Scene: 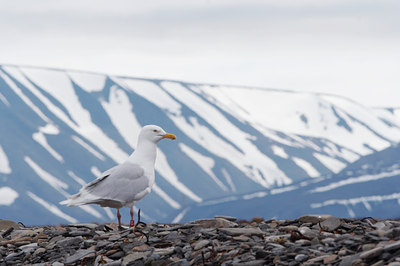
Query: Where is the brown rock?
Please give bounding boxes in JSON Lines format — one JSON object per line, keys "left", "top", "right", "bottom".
{"left": 0, "top": 220, "right": 21, "bottom": 230}
{"left": 1, "top": 236, "right": 33, "bottom": 246}
{"left": 251, "top": 217, "right": 264, "bottom": 223}
{"left": 132, "top": 244, "right": 150, "bottom": 252}
{"left": 297, "top": 215, "right": 332, "bottom": 224}
{"left": 233, "top": 235, "right": 251, "bottom": 242}
{"left": 192, "top": 218, "right": 238, "bottom": 228}
{"left": 11, "top": 229, "right": 36, "bottom": 239}
{"left": 323, "top": 254, "right": 338, "bottom": 264}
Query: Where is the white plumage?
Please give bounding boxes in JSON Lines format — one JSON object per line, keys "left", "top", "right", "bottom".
{"left": 60, "top": 125, "right": 176, "bottom": 227}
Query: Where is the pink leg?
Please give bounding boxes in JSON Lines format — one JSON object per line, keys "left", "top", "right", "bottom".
{"left": 130, "top": 207, "right": 135, "bottom": 227}
{"left": 117, "top": 209, "right": 122, "bottom": 227}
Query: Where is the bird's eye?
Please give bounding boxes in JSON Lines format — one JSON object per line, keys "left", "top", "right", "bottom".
{"left": 153, "top": 129, "right": 158, "bottom": 132}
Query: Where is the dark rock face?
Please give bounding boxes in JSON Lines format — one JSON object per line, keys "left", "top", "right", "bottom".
{"left": 1, "top": 216, "right": 400, "bottom": 265}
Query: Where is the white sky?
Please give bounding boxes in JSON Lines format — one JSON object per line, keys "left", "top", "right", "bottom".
{"left": 0, "top": 0, "right": 399, "bottom": 107}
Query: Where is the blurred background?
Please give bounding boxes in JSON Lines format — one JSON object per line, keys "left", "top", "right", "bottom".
{"left": 0, "top": 0, "right": 399, "bottom": 225}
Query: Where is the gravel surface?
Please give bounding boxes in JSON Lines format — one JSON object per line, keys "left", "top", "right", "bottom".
{"left": 1, "top": 215, "right": 400, "bottom": 265}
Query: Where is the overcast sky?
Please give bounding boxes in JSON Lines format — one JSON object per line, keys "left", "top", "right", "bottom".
{"left": 0, "top": 0, "right": 399, "bottom": 107}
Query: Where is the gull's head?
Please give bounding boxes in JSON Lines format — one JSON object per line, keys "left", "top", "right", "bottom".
{"left": 139, "top": 125, "right": 176, "bottom": 143}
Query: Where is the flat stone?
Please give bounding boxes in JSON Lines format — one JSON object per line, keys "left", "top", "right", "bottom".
{"left": 64, "top": 249, "right": 95, "bottom": 264}
{"left": 56, "top": 236, "right": 83, "bottom": 247}
{"left": 297, "top": 215, "right": 332, "bottom": 224}
{"left": 218, "top": 227, "right": 264, "bottom": 236}
{"left": 132, "top": 244, "right": 150, "bottom": 252}
{"left": 323, "top": 254, "right": 338, "bottom": 264}
{"left": 295, "top": 239, "right": 311, "bottom": 246}
{"left": 192, "top": 218, "right": 238, "bottom": 228}
{"left": 68, "top": 223, "right": 98, "bottom": 230}
{"left": 362, "top": 243, "right": 376, "bottom": 251}
{"left": 19, "top": 243, "right": 38, "bottom": 254}
{"left": 5, "top": 251, "right": 24, "bottom": 261}
{"left": 33, "top": 247, "right": 46, "bottom": 257}
{"left": 384, "top": 228, "right": 400, "bottom": 238}
{"left": 360, "top": 246, "right": 383, "bottom": 259}
{"left": 109, "top": 251, "right": 125, "bottom": 259}
{"left": 320, "top": 217, "right": 342, "bottom": 232}
{"left": 153, "top": 247, "right": 175, "bottom": 256}
{"left": 193, "top": 239, "right": 209, "bottom": 250}
{"left": 11, "top": 229, "right": 36, "bottom": 239}
{"left": 108, "top": 234, "right": 121, "bottom": 241}
{"left": 105, "top": 260, "right": 122, "bottom": 266}
{"left": 295, "top": 254, "right": 308, "bottom": 262}
{"left": 279, "top": 225, "right": 299, "bottom": 232}
{"left": 338, "top": 254, "right": 361, "bottom": 266}
{"left": 122, "top": 251, "right": 151, "bottom": 265}
{"left": 350, "top": 259, "right": 364, "bottom": 266}
{"left": 384, "top": 240, "right": 400, "bottom": 251}
{"left": 14, "top": 241, "right": 32, "bottom": 246}
{"left": 233, "top": 235, "right": 251, "bottom": 242}
{"left": 1, "top": 236, "right": 33, "bottom": 245}
{"left": 299, "top": 226, "right": 318, "bottom": 238}
{"left": 214, "top": 215, "right": 237, "bottom": 221}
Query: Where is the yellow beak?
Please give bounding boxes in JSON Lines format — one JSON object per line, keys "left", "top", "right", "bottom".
{"left": 161, "top": 133, "right": 176, "bottom": 140}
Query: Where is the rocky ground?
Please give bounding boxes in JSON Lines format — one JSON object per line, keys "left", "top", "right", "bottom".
{"left": 0, "top": 215, "right": 400, "bottom": 266}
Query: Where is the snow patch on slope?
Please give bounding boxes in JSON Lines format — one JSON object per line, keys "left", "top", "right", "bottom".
{"left": 25, "top": 156, "right": 69, "bottom": 194}
{"left": 311, "top": 169, "right": 400, "bottom": 193}
{"left": 72, "top": 136, "right": 105, "bottom": 161}
{"left": 0, "top": 187, "right": 18, "bottom": 205}
{"left": 272, "top": 145, "right": 289, "bottom": 159}
{"left": 119, "top": 79, "right": 181, "bottom": 115}
{"left": 152, "top": 184, "right": 181, "bottom": 209}
{"left": 67, "top": 171, "right": 87, "bottom": 186}
{"left": 0, "top": 92, "right": 9, "bottom": 106}
{"left": 68, "top": 71, "right": 106, "bottom": 92}
{"left": 292, "top": 157, "right": 320, "bottom": 177}
{"left": 179, "top": 143, "right": 228, "bottom": 191}
{"left": 311, "top": 193, "right": 400, "bottom": 217}
{"left": 33, "top": 124, "right": 63, "bottom": 162}
{"left": 0, "top": 69, "right": 50, "bottom": 122}
{"left": 0, "top": 145, "right": 11, "bottom": 174}
{"left": 155, "top": 149, "right": 202, "bottom": 203}
{"left": 27, "top": 191, "right": 78, "bottom": 223}
{"left": 313, "top": 153, "right": 346, "bottom": 173}
{"left": 101, "top": 85, "right": 141, "bottom": 148}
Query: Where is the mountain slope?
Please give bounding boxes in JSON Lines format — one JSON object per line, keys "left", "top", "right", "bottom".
{"left": 0, "top": 64, "right": 399, "bottom": 225}
{"left": 173, "top": 143, "right": 400, "bottom": 222}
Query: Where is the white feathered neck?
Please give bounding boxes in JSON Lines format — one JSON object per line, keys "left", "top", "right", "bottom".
{"left": 126, "top": 136, "right": 158, "bottom": 168}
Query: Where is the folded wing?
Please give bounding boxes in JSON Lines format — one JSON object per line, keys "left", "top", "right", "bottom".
{"left": 60, "top": 163, "right": 149, "bottom": 208}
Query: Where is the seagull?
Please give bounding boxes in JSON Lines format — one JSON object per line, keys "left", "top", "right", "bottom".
{"left": 60, "top": 125, "right": 176, "bottom": 228}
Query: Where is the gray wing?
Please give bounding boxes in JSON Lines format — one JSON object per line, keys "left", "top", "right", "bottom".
{"left": 79, "top": 163, "right": 150, "bottom": 206}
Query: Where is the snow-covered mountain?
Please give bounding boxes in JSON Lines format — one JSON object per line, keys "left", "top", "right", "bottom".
{"left": 0, "top": 64, "right": 399, "bottom": 225}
